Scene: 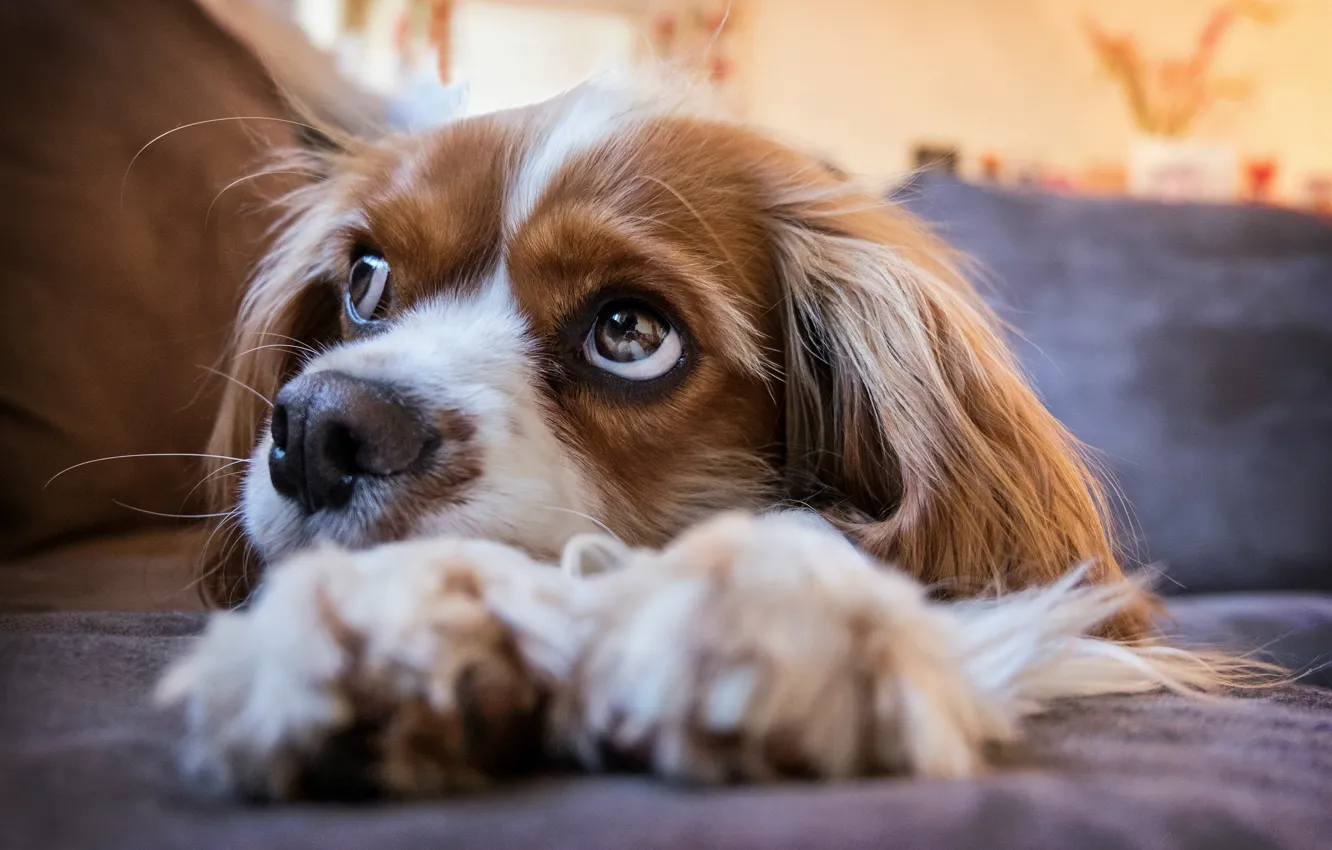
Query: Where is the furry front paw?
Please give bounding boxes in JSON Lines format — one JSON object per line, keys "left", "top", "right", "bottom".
{"left": 156, "top": 539, "right": 558, "bottom": 799}
{"left": 556, "top": 513, "right": 1014, "bottom": 783}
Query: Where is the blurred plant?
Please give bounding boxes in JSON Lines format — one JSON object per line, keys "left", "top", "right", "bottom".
{"left": 1084, "top": 1, "right": 1280, "bottom": 137}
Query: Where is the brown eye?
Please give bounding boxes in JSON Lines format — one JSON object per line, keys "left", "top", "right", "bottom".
{"left": 347, "top": 254, "right": 391, "bottom": 323}
{"left": 584, "top": 300, "right": 681, "bottom": 380}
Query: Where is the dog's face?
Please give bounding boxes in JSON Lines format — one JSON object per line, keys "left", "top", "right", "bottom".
{"left": 207, "top": 85, "right": 1133, "bottom": 634}
{"left": 238, "top": 90, "right": 789, "bottom": 567}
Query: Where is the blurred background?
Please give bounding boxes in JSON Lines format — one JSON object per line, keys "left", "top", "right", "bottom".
{"left": 281, "top": 0, "right": 1329, "bottom": 209}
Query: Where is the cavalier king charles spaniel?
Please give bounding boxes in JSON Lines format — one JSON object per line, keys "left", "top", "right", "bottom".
{"left": 157, "top": 76, "right": 1251, "bottom": 800}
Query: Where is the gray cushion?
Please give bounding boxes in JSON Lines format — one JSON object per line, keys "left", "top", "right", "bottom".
{"left": 1167, "top": 593, "right": 1332, "bottom": 688}
{"left": 905, "top": 177, "right": 1332, "bottom": 593}
{"left": 0, "top": 528, "right": 206, "bottom": 614}
{"left": 1, "top": 611, "right": 1330, "bottom": 850}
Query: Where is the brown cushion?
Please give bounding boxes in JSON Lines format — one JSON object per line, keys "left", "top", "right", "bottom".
{"left": 0, "top": 0, "right": 295, "bottom": 556}
{"left": 0, "top": 528, "right": 208, "bottom": 614}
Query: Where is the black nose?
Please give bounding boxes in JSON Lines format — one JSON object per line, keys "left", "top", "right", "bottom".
{"left": 268, "top": 372, "right": 434, "bottom": 513}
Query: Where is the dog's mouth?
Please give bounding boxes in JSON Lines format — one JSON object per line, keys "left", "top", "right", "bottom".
{"left": 245, "top": 367, "right": 485, "bottom": 552}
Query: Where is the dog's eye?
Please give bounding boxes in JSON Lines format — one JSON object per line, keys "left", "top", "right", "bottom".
{"left": 347, "top": 254, "right": 391, "bottom": 323}
{"left": 583, "top": 300, "right": 682, "bottom": 380}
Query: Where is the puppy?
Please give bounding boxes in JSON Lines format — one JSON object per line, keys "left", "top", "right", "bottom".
{"left": 158, "top": 81, "right": 1246, "bottom": 799}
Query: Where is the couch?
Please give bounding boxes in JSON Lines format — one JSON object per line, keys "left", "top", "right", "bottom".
{"left": 2, "top": 2, "right": 1330, "bottom": 848}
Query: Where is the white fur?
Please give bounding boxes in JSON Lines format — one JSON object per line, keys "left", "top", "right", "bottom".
{"left": 156, "top": 536, "right": 561, "bottom": 795}
{"left": 503, "top": 86, "right": 640, "bottom": 234}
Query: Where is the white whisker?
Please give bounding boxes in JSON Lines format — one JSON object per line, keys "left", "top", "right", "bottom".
{"left": 636, "top": 174, "right": 739, "bottom": 273}
{"left": 702, "top": 1, "right": 733, "bottom": 62}
{"left": 112, "top": 500, "right": 237, "bottom": 520}
{"left": 204, "top": 170, "right": 310, "bottom": 233}
{"left": 182, "top": 458, "right": 252, "bottom": 504}
{"left": 232, "top": 342, "right": 313, "bottom": 360}
{"left": 45, "top": 453, "right": 249, "bottom": 489}
{"left": 197, "top": 365, "right": 273, "bottom": 409}
{"left": 535, "top": 505, "right": 622, "bottom": 542}
{"left": 121, "top": 116, "right": 321, "bottom": 209}
{"left": 184, "top": 516, "right": 244, "bottom": 600}
{"left": 244, "top": 331, "right": 320, "bottom": 358}
{"left": 221, "top": 528, "right": 257, "bottom": 602}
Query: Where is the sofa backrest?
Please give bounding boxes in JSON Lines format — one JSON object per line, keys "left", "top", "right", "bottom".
{"left": 906, "top": 176, "right": 1332, "bottom": 594}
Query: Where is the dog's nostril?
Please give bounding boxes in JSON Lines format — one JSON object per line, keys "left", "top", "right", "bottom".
{"left": 267, "top": 402, "right": 302, "bottom": 506}
{"left": 322, "top": 423, "right": 363, "bottom": 478}
{"left": 270, "top": 403, "right": 289, "bottom": 451}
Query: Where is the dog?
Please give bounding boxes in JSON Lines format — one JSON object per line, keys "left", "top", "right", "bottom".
{"left": 156, "top": 71, "right": 1255, "bottom": 799}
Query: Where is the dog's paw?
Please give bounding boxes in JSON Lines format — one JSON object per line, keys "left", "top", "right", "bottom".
{"left": 555, "top": 513, "right": 1017, "bottom": 783}
{"left": 156, "top": 538, "right": 567, "bottom": 799}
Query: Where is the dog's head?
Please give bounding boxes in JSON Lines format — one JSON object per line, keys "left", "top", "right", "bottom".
{"left": 204, "top": 84, "right": 1134, "bottom": 632}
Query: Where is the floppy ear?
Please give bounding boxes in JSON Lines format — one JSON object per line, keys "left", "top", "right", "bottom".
{"left": 190, "top": 2, "right": 408, "bottom": 606}
{"left": 193, "top": 4, "right": 467, "bottom": 606}
{"left": 767, "top": 170, "right": 1152, "bottom": 638}
{"left": 198, "top": 165, "right": 345, "bottom": 608}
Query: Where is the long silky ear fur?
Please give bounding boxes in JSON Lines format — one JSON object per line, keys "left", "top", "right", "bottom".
{"left": 198, "top": 143, "right": 351, "bottom": 608}
{"left": 193, "top": 2, "right": 413, "bottom": 607}
{"left": 767, "top": 171, "right": 1154, "bottom": 638}
{"left": 198, "top": 75, "right": 449, "bottom": 607}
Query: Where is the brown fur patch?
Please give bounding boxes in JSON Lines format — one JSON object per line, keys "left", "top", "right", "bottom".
{"left": 376, "top": 407, "right": 483, "bottom": 544}
{"left": 505, "top": 117, "right": 791, "bottom": 545}
{"left": 325, "top": 116, "right": 520, "bottom": 321}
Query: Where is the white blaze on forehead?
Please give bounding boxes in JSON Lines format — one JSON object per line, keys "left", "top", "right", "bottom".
{"left": 504, "top": 87, "right": 641, "bottom": 234}
{"left": 312, "top": 267, "right": 530, "bottom": 393}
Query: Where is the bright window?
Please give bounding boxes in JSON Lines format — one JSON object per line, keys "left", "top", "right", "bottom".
{"left": 447, "top": 1, "right": 641, "bottom": 114}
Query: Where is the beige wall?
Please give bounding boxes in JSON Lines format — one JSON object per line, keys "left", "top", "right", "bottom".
{"left": 736, "top": 0, "right": 1332, "bottom": 199}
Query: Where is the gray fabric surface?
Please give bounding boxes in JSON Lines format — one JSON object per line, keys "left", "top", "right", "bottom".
{"left": 2, "top": 610, "right": 1330, "bottom": 850}
{"left": 904, "top": 178, "right": 1332, "bottom": 594}
{"left": 0, "top": 528, "right": 207, "bottom": 614}
{"left": 1169, "top": 593, "right": 1332, "bottom": 688}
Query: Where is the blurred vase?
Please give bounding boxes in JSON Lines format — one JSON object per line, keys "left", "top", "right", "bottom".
{"left": 1128, "top": 135, "right": 1238, "bottom": 202}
